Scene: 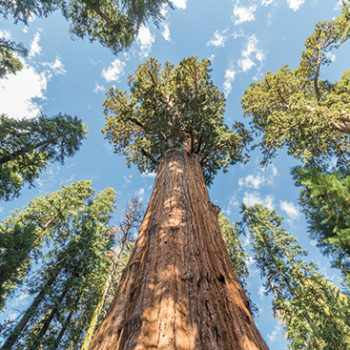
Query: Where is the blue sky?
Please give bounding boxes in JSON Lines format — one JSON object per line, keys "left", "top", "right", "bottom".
{"left": 0, "top": 0, "right": 349, "bottom": 348}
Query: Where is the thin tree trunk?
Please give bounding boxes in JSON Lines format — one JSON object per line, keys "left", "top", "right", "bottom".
{"left": 1, "top": 269, "right": 60, "bottom": 350}
{"left": 90, "top": 147, "right": 268, "bottom": 350}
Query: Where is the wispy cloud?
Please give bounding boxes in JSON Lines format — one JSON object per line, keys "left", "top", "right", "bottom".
{"left": 207, "top": 29, "right": 228, "bottom": 47}
{"left": 243, "top": 192, "right": 274, "bottom": 209}
{"left": 261, "top": 0, "right": 275, "bottom": 6}
{"left": 162, "top": 23, "right": 171, "bottom": 41}
{"left": 94, "top": 83, "right": 105, "bottom": 93}
{"left": 42, "top": 57, "right": 66, "bottom": 75}
{"left": 29, "top": 31, "right": 41, "bottom": 57}
{"left": 223, "top": 67, "right": 236, "bottom": 97}
{"left": 238, "top": 165, "right": 278, "bottom": 189}
{"left": 171, "top": 0, "right": 187, "bottom": 9}
{"left": 232, "top": 2, "right": 257, "bottom": 25}
{"left": 137, "top": 24, "right": 155, "bottom": 59}
{"left": 280, "top": 201, "right": 300, "bottom": 222}
{"left": 238, "top": 34, "right": 265, "bottom": 72}
{"left": 286, "top": 0, "right": 305, "bottom": 11}
{"left": 102, "top": 58, "right": 125, "bottom": 82}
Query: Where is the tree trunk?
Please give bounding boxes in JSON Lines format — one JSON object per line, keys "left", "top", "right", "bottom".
{"left": 90, "top": 147, "right": 268, "bottom": 350}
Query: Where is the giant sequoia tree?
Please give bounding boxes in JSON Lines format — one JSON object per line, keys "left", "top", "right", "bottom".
{"left": 89, "top": 57, "right": 267, "bottom": 349}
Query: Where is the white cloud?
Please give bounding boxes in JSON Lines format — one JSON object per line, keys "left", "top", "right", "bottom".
{"left": 162, "top": 23, "right": 171, "bottom": 41}
{"left": 325, "top": 51, "right": 336, "bottom": 62}
{"left": 102, "top": 58, "right": 125, "bottom": 82}
{"left": 280, "top": 201, "right": 300, "bottom": 221}
{"left": 0, "top": 30, "right": 11, "bottom": 40}
{"left": 243, "top": 192, "right": 274, "bottom": 209}
{"left": 261, "top": 0, "right": 274, "bottom": 6}
{"left": 171, "top": 0, "right": 187, "bottom": 9}
{"left": 94, "top": 83, "right": 105, "bottom": 93}
{"left": 267, "top": 323, "right": 282, "bottom": 344}
{"left": 137, "top": 24, "right": 155, "bottom": 59}
{"left": 207, "top": 29, "right": 228, "bottom": 47}
{"left": 286, "top": 0, "right": 305, "bottom": 11}
{"left": 238, "top": 34, "right": 265, "bottom": 72}
{"left": 136, "top": 187, "right": 145, "bottom": 201}
{"left": 141, "top": 171, "right": 157, "bottom": 178}
{"left": 42, "top": 57, "right": 66, "bottom": 75}
{"left": 0, "top": 64, "right": 47, "bottom": 118}
{"left": 29, "top": 32, "right": 41, "bottom": 57}
{"left": 233, "top": 3, "right": 257, "bottom": 25}
{"left": 223, "top": 68, "right": 236, "bottom": 97}
{"left": 238, "top": 164, "right": 278, "bottom": 189}
{"left": 258, "top": 285, "right": 265, "bottom": 298}
{"left": 335, "top": 0, "right": 343, "bottom": 10}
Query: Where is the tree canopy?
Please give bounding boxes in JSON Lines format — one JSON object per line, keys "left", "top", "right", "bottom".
{"left": 240, "top": 204, "right": 350, "bottom": 349}
{"left": 294, "top": 166, "right": 350, "bottom": 284}
{"left": 0, "top": 0, "right": 171, "bottom": 54}
{"left": 103, "top": 56, "right": 251, "bottom": 184}
{"left": 0, "top": 114, "right": 86, "bottom": 200}
{"left": 241, "top": 2, "right": 350, "bottom": 168}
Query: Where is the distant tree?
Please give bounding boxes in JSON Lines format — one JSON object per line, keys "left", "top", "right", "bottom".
{"left": 89, "top": 57, "right": 267, "bottom": 350}
{"left": 0, "top": 183, "right": 116, "bottom": 350}
{"left": 241, "top": 2, "right": 350, "bottom": 168}
{"left": 0, "top": 114, "right": 86, "bottom": 200}
{"left": 218, "top": 212, "right": 249, "bottom": 289}
{"left": 241, "top": 204, "right": 350, "bottom": 349}
{"left": 293, "top": 166, "right": 350, "bottom": 287}
{"left": 0, "top": 0, "right": 171, "bottom": 55}
{"left": 80, "top": 197, "right": 143, "bottom": 350}
{"left": 0, "top": 180, "right": 94, "bottom": 311}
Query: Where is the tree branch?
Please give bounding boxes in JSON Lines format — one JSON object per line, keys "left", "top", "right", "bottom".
{"left": 141, "top": 147, "right": 158, "bottom": 165}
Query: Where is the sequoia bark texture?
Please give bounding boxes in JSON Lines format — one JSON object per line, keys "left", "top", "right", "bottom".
{"left": 90, "top": 148, "right": 268, "bottom": 350}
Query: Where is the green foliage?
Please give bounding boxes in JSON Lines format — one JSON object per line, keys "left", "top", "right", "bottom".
{"left": 293, "top": 166, "right": 350, "bottom": 281}
{"left": 0, "top": 0, "right": 170, "bottom": 54}
{"left": 0, "top": 114, "right": 86, "bottom": 200}
{"left": 1, "top": 182, "right": 116, "bottom": 349}
{"left": 0, "top": 38, "right": 27, "bottom": 78}
{"left": 218, "top": 213, "right": 249, "bottom": 287}
{"left": 0, "top": 181, "right": 96, "bottom": 312}
{"left": 103, "top": 57, "right": 251, "bottom": 184}
{"left": 240, "top": 204, "right": 350, "bottom": 349}
{"left": 241, "top": 2, "right": 350, "bottom": 168}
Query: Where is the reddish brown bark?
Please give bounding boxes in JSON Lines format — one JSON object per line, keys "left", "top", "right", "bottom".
{"left": 90, "top": 148, "right": 269, "bottom": 350}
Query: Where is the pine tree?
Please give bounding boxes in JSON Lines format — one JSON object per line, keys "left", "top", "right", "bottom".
{"left": 240, "top": 204, "right": 350, "bottom": 349}
{"left": 0, "top": 114, "right": 86, "bottom": 200}
{"left": 0, "top": 180, "right": 95, "bottom": 311}
{"left": 80, "top": 197, "right": 143, "bottom": 350}
{"left": 241, "top": 2, "right": 350, "bottom": 168}
{"left": 293, "top": 166, "right": 350, "bottom": 287}
{"left": 1, "top": 183, "right": 116, "bottom": 350}
{"left": 89, "top": 57, "right": 267, "bottom": 349}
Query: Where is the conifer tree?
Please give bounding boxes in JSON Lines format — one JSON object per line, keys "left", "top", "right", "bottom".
{"left": 293, "top": 166, "right": 350, "bottom": 287}
{"left": 241, "top": 2, "right": 350, "bottom": 168}
{"left": 0, "top": 37, "right": 27, "bottom": 78}
{"left": 240, "top": 204, "right": 350, "bottom": 349}
{"left": 80, "top": 197, "right": 143, "bottom": 350}
{"left": 0, "top": 180, "right": 95, "bottom": 311}
{"left": 0, "top": 0, "right": 171, "bottom": 55}
{"left": 0, "top": 182, "right": 116, "bottom": 350}
{"left": 0, "top": 114, "right": 86, "bottom": 200}
{"left": 89, "top": 57, "right": 267, "bottom": 350}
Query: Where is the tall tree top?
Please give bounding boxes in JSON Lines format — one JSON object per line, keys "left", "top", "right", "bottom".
{"left": 103, "top": 56, "right": 250, "bottom": 185}
{"left": 241, "top": 2, "right": 350, "bottom": 169}
{"left": 0, "top": 0, "right": 171, "bottom": 54}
